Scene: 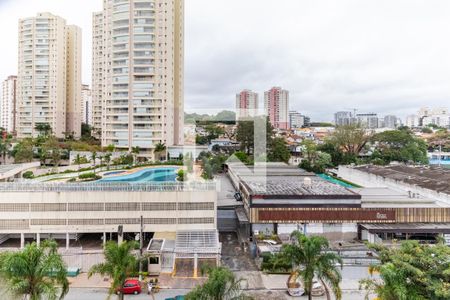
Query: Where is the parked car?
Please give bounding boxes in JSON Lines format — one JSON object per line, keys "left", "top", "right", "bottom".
{"left": 116, "top": 279, "right": 142, "bottom": 295}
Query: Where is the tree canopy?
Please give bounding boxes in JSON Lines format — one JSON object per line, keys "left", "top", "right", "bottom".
{"left": 360, "top": 240, "right": 450, "bottom": 300}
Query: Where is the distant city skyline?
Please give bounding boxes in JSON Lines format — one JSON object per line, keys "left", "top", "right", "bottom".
{"left": 2, "top": 0, "right": 450, "bottom": 121}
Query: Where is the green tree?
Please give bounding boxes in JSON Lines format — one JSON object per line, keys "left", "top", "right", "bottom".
{"left": 131, "top": 146, "right": 140, "bottom": 165}
{"left": 281, "top": 232, "right": 343, "bottom": 300}
{"left": 0, "top": 129, "right": 12, "bottom": 164}
{"left": 105, "top": 144, "right": 116, "bottom": 153}
{"left": 236, "top": 117, "right": 273, "bottom": 155}
{"left": 186, "top": 266, "right": 252, "bottom": 300}
{"left": 34, "top": 123, "right": 52, "bottom": 137}
{"left": 268, "top": 137, "right": 291, "bottom": 163}
{"left": 372, "top": 130, "right": 428, "bottom": 164}
{"left": 88, "top": 241, "right": 138, "bottom": 300}
{"left": 42, "top": 136, "right": 61, "bottom": 167}
{"left": 13, "top": 138, "right": 34, "bottom": 163}
{"left": 104, "top": 153, "right": 112, "bottom": 170}
{"left": 91, "top": 151, "right": 97, "bottom": 169}
{"left": 360, "top": 240, "right": 450, "bottom": 300}
{"left": 0, "top": 240, "right": 69, "bottom": 300}
{"left": 329, "top": 124, "right": 371, "bottom": 156}
{"left": 177, "top": 169, "right": 186, "bottom": 181}
{"left": 154, "top": 143, "right": 166, "bottom": 161}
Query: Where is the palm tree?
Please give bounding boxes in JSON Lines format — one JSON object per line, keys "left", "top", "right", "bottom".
{"left": 91, "top": 151, "right": 97, "bottom": 173}
{"left": 0, "top": 240, "right": 69, "bottom": 300}
{"left": 34, "top": 123, "right": 52, "bottom": 137}
{"left": 281, "top": 231, "right": 343, "bottom": 300}
{"left": 88, "top": 241, "right": 138, "bottom": 300}
{"left": 104, "top": 153, "right": 112, "bottom": 171}
{"left": 131, "top": 146, "right": 140, "bottom": 165}
{"left": 185, "top": 266, "right": 251, "bottom": 300}
{"left": 154, "top": 143, "right": 166, "bottom": 162}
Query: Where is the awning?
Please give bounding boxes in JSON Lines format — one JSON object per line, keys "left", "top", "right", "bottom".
{"left": 235, "top": 206, "right": 249, "bottom": 223}
{"left": 360, "top": 223, "right": 450, "bottom": 234}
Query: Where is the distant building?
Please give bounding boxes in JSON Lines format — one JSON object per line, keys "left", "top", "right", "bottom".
{"left": 1, "top": 76, "right": 17, "bottom": 133}
{"left": 406, "top": 115, "right": 420, "bottom": 128}
{"left": 235, "top": 90, "right": 258, "bottom": 120}
{"left": 289, "top": 111, "right": 308, "bottom": 129}
{"left": 264, "top": 87, "right": 289, "bottom": 130}
{"left": 414, "top": 107, "right": 450, "bottom": 128}
{"left": 334, "top": 111, "right": 356, "bottom": 126}
{"left": 383, "top": 115, "right": 398, "bottom": 129}
{"left": 356, "top": 113, "right": 379, "bottom": 129}
{"left": 81, "top": 85, "right": 92, "bottom": 126}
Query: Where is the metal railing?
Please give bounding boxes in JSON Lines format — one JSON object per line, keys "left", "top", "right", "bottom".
{"left": 0, "top": 181, "right": 217, "bottom": 192}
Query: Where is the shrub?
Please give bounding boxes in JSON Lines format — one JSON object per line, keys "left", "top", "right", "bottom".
{"left": 22, "top": 171, "right": 34, "bottom": 179}
{"left": 78, "top": 172, "right": 97, "bottom": 180}
{"left": 177, "top": 169, "right": 186, "bottom": 181}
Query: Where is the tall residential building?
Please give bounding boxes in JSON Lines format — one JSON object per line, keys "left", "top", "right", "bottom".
{"left": 235, "top": 89, "right": 258, "bottom": 120}
{"left": 17, "top": 13, "right": 82, "bottom": 138}
{"left": 334, "top": 111, "right": 355, "bottom": 126}
{"left": 406, "top": 115, "right": 420, "bottom": 128}
{"left": 383, "top": 115, "right": 398, "bottom": 129}
{"left": 93, "top": 0, "right": 184, "bottom": 156}
{"left": 289, "top": 111, "right": 308, "bottom": 129}
{"left": 81, "top": 84, "right": 93, "bottom": 126}
{"left": 1, "top": 76, "right": 17, "bottom": 133}
{"left": 264, "top": 87, "right": 289, "bottom": 130}
{"left": 356, "top": 113, "right": 379, "bottom": 129}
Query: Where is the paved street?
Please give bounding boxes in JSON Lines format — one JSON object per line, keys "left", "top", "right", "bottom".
{"left": 64, "top": 288, "right": 190, "bottom": 300}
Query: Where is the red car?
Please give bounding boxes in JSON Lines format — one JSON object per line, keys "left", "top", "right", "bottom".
{"left": 116, "top": 279, "right": 142, "bottom": 295}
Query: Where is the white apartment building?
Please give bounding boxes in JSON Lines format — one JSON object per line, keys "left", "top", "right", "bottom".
{"left": 289, "top": 111, "right": 305, "bottom": 129}
{"left": 236, "top": 89, "right": 258, "bottom": 120}
{"left": 93, "top": 0, "right": 184, "bottom": 158}
{"left": 0, "top": 76, "right": 17, "bottom": 133}
{"left": 265, "top": 87, "right": 289, "bottom": 130}
{"left": 81, "top": 84, "right": 93, "bottom": 126}
{"left": 17, "top": 13, "right": 82, "bottom": 138}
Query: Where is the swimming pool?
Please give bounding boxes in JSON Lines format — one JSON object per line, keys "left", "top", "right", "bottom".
{"left": 317, "top": 173, "right": 358, "bottom": 188}
{"left": 98, "top": 167, "right": 179, "bottom": 183}
{"left": 429, "top": 159, "right": 450, "bottom": 166}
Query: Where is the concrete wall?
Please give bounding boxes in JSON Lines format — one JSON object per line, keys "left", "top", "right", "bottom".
{"left": 0, "top": 190, "right": 217, "bottom": 234}
{"left": 338, "top": 166, "right": 450, "bottom": 205}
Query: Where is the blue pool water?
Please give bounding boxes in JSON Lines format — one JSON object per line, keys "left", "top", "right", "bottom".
{"left": 429, "top": 159, "right": 450, "bottom": 165}
{"left": 98, "top": 167, "right": 178, "bottom": 183}
{"left": 317, "top": 173, "right": 357, "bottom": 188}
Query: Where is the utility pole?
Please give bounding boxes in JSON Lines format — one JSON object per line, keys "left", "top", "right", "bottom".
{"left": 139, "top": 215, "right": 143, "bottom": 281}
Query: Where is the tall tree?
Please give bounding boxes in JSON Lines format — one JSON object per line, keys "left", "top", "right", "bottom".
{"left": 42, "top": 136, "right": 61, "bottom": 167}
{"left": 34, "top": 123, "right": 52, "bottom": 137}
{"left": 268, "top": 137, "right": 291, "bottom": 163}
{"left": 330, "top": 124, "right": 372, "bottom": 156}
{"left": 360, "top": 240, "right": 450, "bottom": 300}
{"left": 154, "top": 143, "right": 166, "bottom": 161}
{"left": 185, "top": 266, "right": 252, "bottom": 300}
{"left": 281, "top": 232, "right": 343, "bottom": 300}
{"left": 131, "top": 146, "right": 140, "bottom": 165}
{"left": 13, "top": 138, "right": 34, "bottom": 163}
{"left": 236, "top": 117, "right": 273, "bottom": 155}
{"left": 0, "top": 240, "right": 69, "bottom": 300}
{"left": 372, "top": 130, "right": 428, "bottom": 164}
{"left": 88, "top": 241, "right": 138, "bottom": 300}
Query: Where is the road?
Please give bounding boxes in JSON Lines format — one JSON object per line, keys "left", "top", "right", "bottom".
{"left": 64, "top": 288, "right": 190, "bottom": 300}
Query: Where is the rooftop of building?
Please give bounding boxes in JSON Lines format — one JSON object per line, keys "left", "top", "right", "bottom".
{"left": 353, "top": 165, "right": 450, "bottom": 195}
{"left": 228, "top": 162, "right": 359, "bottom": 198}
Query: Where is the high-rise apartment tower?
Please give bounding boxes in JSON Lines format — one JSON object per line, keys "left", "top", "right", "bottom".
{"left": 17, "top": 13, "right": 82, "bottom": 138}
{"left": 93, "top": 0, "right": 184, "bottom": 156}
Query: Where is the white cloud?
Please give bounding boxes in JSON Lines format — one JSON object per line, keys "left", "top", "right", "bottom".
{"left": 1, "top": 0, "right": 450, "bottom": 122}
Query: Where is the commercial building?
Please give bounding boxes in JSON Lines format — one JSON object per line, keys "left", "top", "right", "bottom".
{"left": 383, "top": 115, "right": 397, "bottom": 129}
{"left": 236, "top": 89, "right": 258, "bottom": 120}
{"left": 356, "top": 113, "right": 379, "bottom": 129}
{"left": 264, "top": 87, "right": 289, "bottom": 130}
{"left": 0, "top": 76, "right": 17, "bottom": 133}
{"left": 334, "top": 111, "right": 354, "bottom": 126}
{"left": 289, "top": 111, "right": 309, "bottom": 129}
{"left": 81, "top": 84, "right": 92, "bottom": 126}
{"left": 17, "top": 13, "right": 82, "bottom": 138}
{"left": 0, "top": 182, "right": 217, "bottom": 248}
{"left": 227, "top": 163, "right": 450, "bottom": 243}
{"left": 93, "top": 0, "right": 184, "bottom": 157}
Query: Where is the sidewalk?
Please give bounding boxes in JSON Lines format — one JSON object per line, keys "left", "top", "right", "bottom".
{"left": 68, "top": 273, "right": 110, "bottom": 288}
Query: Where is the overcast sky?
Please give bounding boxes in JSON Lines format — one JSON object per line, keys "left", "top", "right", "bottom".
{"left": 1, "top": 0, "right": 450, "bottom": 121}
